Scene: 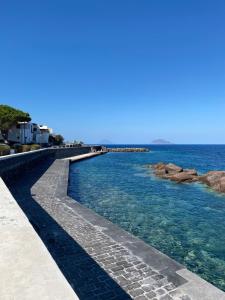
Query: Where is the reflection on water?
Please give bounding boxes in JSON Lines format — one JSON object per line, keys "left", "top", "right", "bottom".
{"left": 68, "top": 145, "right": 225, "bottom": 291}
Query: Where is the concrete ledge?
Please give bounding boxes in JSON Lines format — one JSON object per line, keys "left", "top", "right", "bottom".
{"left": 0, "top": 178, "right": 78, "bottom": 300}
{"left": 63, "top": 151, "right": 106, "bottom": 162}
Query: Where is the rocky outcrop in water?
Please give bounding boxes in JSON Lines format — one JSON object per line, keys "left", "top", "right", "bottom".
{"left": 148, "top": 163, "right": 225, "bottom": 193}
{"left": 151, "top": 163, "right": 198, "bottom": 183}
{"left": 198, "top": 171, "right": 225, "bottom": 193}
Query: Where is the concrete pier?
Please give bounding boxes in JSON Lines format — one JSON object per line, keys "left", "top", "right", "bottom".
{"left": 107, "top": 148, "right": 149, "bottom": 152}
{"left": 63, "top": 151, "right": 105, "bottom": 162}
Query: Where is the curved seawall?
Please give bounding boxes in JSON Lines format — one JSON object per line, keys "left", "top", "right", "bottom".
{"left": 1, "top": 151, "right": 225, "bottom": 299}
{"left": 0, "top": 147, "right": 92, "bottom": 300}
{"left": 0, "top": 146, "right": 93, "bottom": 179}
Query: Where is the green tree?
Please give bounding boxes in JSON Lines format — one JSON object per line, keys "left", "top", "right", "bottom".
{"left": 49, "top": 134, "right": 64, "bottom": 145}
{"left": 0, "top": 105, "right": 31, "bottom": 140}
{"left": 55, "top": 134, "right": 64, "bottom": 145}
{"left": 73, "top": 140, "right": 84, "bottom": 145}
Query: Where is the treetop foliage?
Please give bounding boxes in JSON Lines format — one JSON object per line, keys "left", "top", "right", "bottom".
{"left": 0, "top": 105, "right": 31, "bottom": 131}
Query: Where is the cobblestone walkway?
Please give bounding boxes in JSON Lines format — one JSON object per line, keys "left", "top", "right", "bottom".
{"left": 7, "top": 159, "right": 225, "bottom": 300}
{"left": 54, "top": 201, "right": 187, "bottom": 300}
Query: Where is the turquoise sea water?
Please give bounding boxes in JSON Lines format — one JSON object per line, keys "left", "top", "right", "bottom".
{"left": 68, "top": 145, "right": 225, "bottom": 291}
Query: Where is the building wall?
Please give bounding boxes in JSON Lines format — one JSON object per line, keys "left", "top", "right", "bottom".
{"left": 36, "top": 132, "right": 50, "bottom": 144}
{"left": 8, "top": 123, "right": 33, "bottom": 144}
{"left": 7, "top": 123, "right": 51, "bottom": 145}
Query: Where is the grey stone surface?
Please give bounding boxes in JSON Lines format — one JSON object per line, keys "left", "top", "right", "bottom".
{"left": 0, "top": 146, "right": 92, "bottom": 178}
{"left": 6, "top": 158, "right": 225, "bottom": 300}
{"left": 63, "top": 151, "right": 106, "bottom": 162}
{"left": 0, "top": 177, "right": 78, "bottom": 300}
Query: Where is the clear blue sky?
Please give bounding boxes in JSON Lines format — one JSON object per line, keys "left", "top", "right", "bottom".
{"left": 0, "top": 0, "right": 225, "bottom": 144}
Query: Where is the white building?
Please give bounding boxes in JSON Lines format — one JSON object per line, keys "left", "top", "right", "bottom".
{"left": 7, "top": 122, "right": 52, "bottom": 145}
{"left": 8, "top": 122, "right": 34, "bottom": 144}
{"left": 36, "top": 125, "right": 52, "bottom": 145}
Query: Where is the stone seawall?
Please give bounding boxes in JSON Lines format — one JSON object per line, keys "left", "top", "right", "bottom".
{"left": 54, "top": 146, "right": 92, "bottom": 159}
{"left": 0, "top": 146, "right": 92, "bottom": 179}
{"left": 5, "top": 155, "right": 225, "bottom": 300}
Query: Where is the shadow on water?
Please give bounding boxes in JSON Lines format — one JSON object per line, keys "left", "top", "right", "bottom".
{"left": 5, "top": 158, "right": 131, "bottom": 300}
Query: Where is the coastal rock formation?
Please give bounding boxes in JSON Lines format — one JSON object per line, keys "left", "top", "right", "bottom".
{"left": 151, "top": 163, "right": 198, "bottom": 183}
{"left": 165, "top": 163, "right": 183, "bottom": 173}
{"left": 198, "top": 171, "right": 225, "bottom": 193}
{"left": 148, "top": 163, "right": 225, "bottom": 193}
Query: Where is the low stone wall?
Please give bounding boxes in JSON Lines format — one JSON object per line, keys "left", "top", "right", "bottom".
{"left": 0, "top": 146, "right": 92, "bottom": 179}
{"left": 0, "top": 149, "right": 55, "bottom": 178}
{"left": 54, "top": 146, "right": 92, "bottom": 159}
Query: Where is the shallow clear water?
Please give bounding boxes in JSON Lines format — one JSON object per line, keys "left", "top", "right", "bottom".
{"left": 68, "top": 145, "right": 225, "bottom": 291}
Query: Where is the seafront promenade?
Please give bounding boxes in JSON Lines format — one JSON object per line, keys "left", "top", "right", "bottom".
{"left": 0, "top": 177, "right": 78, "bottom": 300}
{"left": 1, "top": 148, "right": 225, "bottom": 299}
{"left": 63, "top": 151, "right": 105, "bottom": 162}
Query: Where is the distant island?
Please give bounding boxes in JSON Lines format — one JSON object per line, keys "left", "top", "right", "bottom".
{"left": 151, "top": 139, "right": 173, "bottom": 144}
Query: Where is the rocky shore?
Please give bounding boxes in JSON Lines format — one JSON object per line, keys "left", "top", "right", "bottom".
{"left": 107, "top": 148, "right": 149, "bottom": 152}
{"left": 147, "top": 162, "right": 225, "bottom": 193}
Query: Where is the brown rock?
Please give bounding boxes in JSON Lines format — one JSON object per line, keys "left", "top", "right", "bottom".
{"left": 183, "top": 169, "right": 198, "bottom": 176}
{"left": 199, "top": 171, "right": 225, "bottom": 193}
{"left": 149, "top": 162, "right": 225, "bottom": 193}
{"left": 219, "top": 177, "right": 225, "bottom": 193}
{"left": 155, "top": 169, "right": 167, "bottom": 176}
{"left": 153, "top": 163, "right": 166, "bottom": 170}
{"left": 168, "top": 172, "right": 198, "bottom": 183}
{"left": 165, "top": 163, "right": 183, "bottom": 174}
{"left": 199, "top": 171, "right": 225, "bottom": 185}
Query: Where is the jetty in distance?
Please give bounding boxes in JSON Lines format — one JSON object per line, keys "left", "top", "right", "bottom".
{"left": 107, "top": 147, "right": 149, "bottom": 152}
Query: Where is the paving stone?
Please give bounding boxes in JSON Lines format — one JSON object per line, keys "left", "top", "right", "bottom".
{"left": 129, "top": 288, "right": 145, "bottom": 297}
{"left": 159, "top": 295, "right": 173, "bottom": 300}
{"left": 145, "top": 291, "right": 157, "bottom": 299}
{"left": 126, "top": 282, "right": 141, "bottom": 291}
{"left": 164, "top": 284, "right": 176, "bottom": 292}
{"left": 156, "top": 288, "right": 166, "bottom": 296}
{"left": 111, "top": 265, "right": 124, "bottom": 272}
{"left": 136, "top": 263, "right": 147, "bottom": 269}
{"left": 142, "top": 285, "right": 155, "bottom": 292}
{"left": 134, "top": 295, "right": 148, "bottom": 300}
